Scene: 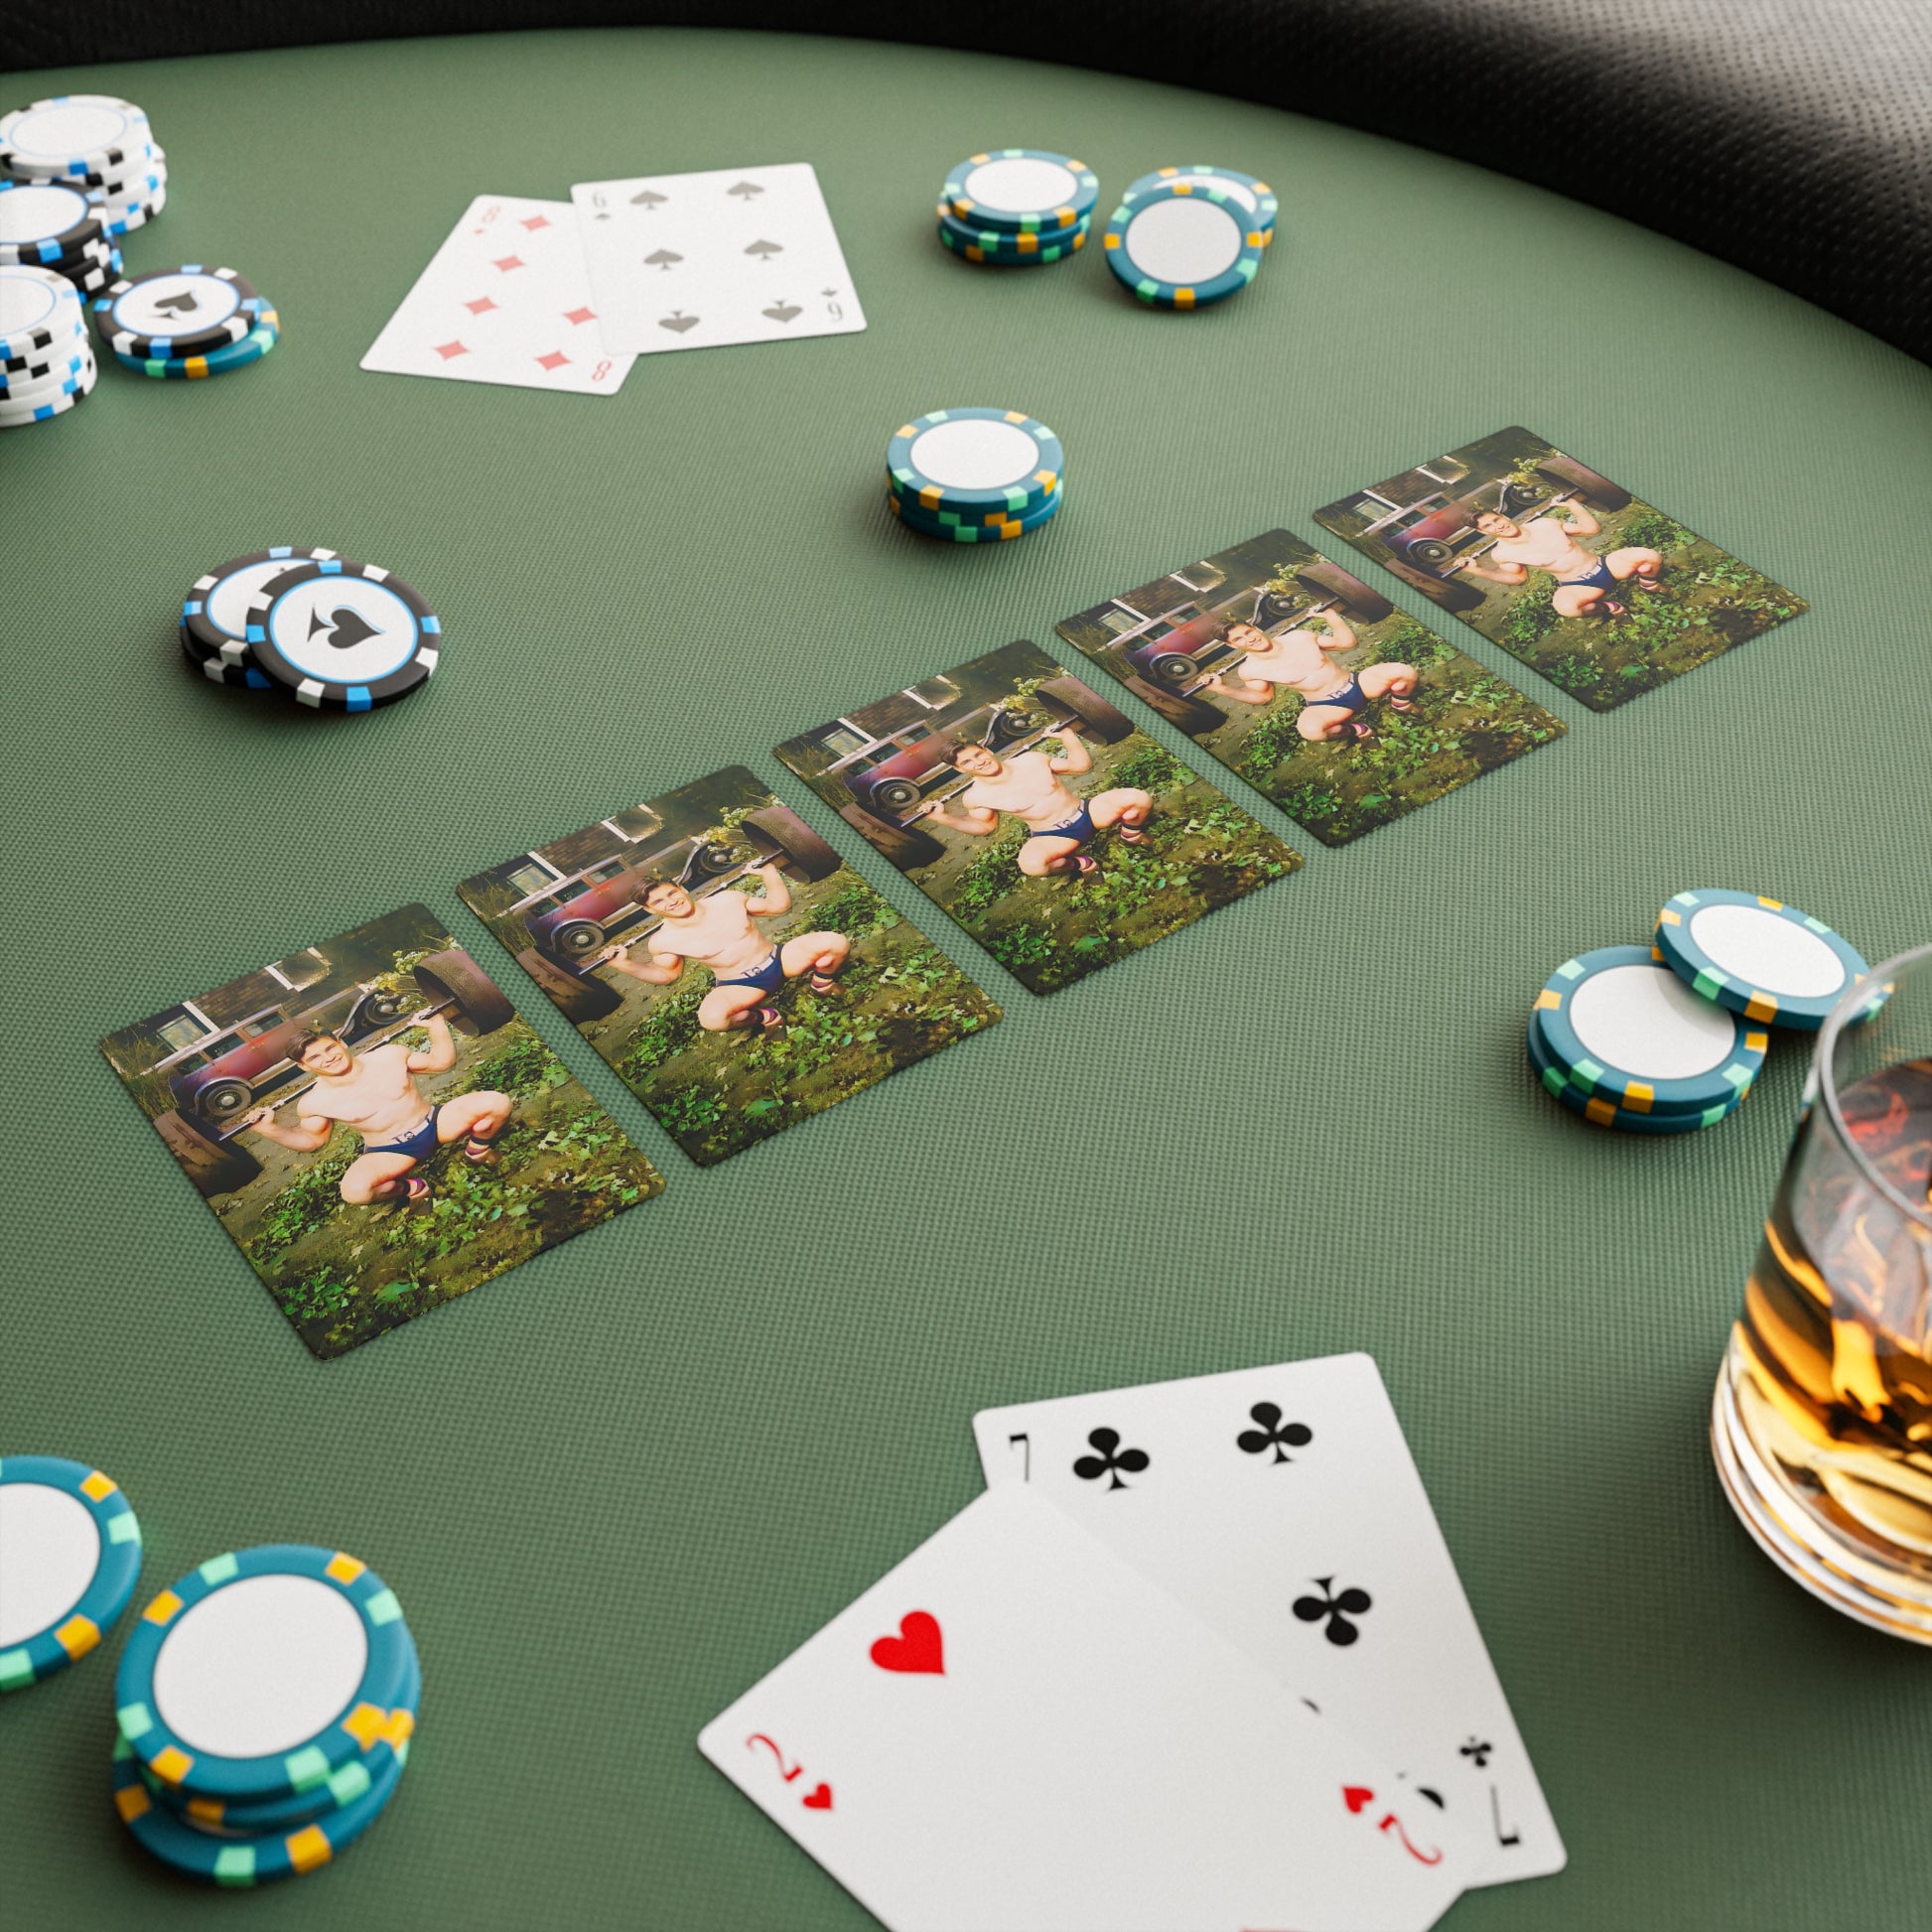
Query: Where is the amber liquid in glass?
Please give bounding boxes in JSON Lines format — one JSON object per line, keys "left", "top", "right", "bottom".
{"left": 1730, "top": 1059, "right": 1932, "bottom": 1560}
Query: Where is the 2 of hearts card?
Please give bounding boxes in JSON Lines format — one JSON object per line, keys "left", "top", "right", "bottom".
{"left": 571, "top": 162, "right": 866, "bottom": 355}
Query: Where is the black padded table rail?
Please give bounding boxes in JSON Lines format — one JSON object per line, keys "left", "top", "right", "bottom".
{"left": 6, "top": 1, "right": 1930, "bottom": 366}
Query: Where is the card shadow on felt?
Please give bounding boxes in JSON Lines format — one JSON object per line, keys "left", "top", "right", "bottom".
{"left": 458, "top": 766, "right": 1001, "bottom": 1166}
{"left": 774, "top": 641, "right": 1304, "bottom": 995}
{"left": 99, "top": 902, "right": 664, "bottom": 1358}
{"left": 1312, "top": 425, "right": 1806, "bottom": 712}
{"left": 1056, "top": 528, "right": 1567, "bottom": 847}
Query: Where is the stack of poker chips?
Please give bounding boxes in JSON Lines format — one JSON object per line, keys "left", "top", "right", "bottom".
{"left": 1101, "top": 164, "right": 1279, "bottom": 311}
{"left": 0, "top": 1454, "right": 143, "bottom": 1692}
{"left": 887, "top": 406, "right": 1065, "bottom": 544}
{"left": 0, "top": 94, "right": 167, "bottom": 240}
{"left": 935, "top": 149, "right": 1098, "bottom": 267}
{"left": 179, "top": 549, "right": 442, "bottom": 711}
{"left": 0, "top": 263, "right": 98, "bottom": 429}
{"left": 112, "top": 1545, "right": 420, "bottom": 1887}
{"left": 92, "top": 264, "right": 279, "bottom": 379}
{"left": 1527, "top": 890, "right": 1877, "bottom": 1135}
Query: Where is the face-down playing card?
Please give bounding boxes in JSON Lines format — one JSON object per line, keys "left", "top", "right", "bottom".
{"left": 772, "top": 640, "right": 1303, "bottom": 995}
{"left": 974, "top": 1355, "right": 1565, "bottom": 1887}
{"left": 359, "top": 194, "right": 635, "bottom": 394}
{"left": 99, "top": 903, "right": 663, "bottom": 1358}
{"left": 1311, "top": 426, "right": 1805, "bottom": 710}
{"left": 457, "top": 767, "right": 1001, "bottom": 1166}
{"left": 571, "top": 161, "right": 866, "bottom": 355}
{"left": 1055, "top": 528, "right": 1565, "bottom": 847}
{"left": 700, "top": 1482, "right": 1479, "bottom": 1932}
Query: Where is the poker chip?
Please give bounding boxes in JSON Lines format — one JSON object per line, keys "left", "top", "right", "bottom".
{"left": 936, "top": 205, "right": 1089, "bottom": 266}
{"left": 240, "top": 556, "right": 440, "bottom": 711}
{"left": 116, "top": 307, "right": 278, "bottom": 379}
{"left": 1102, "top": 179, "right": 1266, "bottom": 309}
{"left": 116, "top": 1544, "right": 415, "bottom": 1803}
{"left": 0, "top": 178, "right": 106, "bottom": 265}
{"left": 941, "top": 149, "right": 1099, "bottom": 234}
{"left": 0, "top": 1455, "right": 144, "bottom": 1690}
{"left": 1531, "top": 943, "right": 1767, "bottom": 1120}
{"left": 1525, "top": 1020, "right": 1745, "bottom": 1134}
{"left": 1122, "top": 165, "right": 1278, "bottom": 245}
{"left": 0, "top": 95, "right": 152, "bottom": 180}
{"left": 0, "top": 352, "right": 95, "bottom": 427}
{"left": 114, "top": 1727, "right": 406, "bottom": 1885}
{"left": 181, "top": 547, "right": 343, "bottom": 673}
{"left": 93, "top": 265, "right": 263, "bottom": 360}
{"left": 0, "top": 341, "right": 86, "bottom": 396}
{"left": 888, "top": 406, "right": 1063, "bottom": 516}
{"left": 1655, "top": 889, "right": 1875, "bottom": 1033}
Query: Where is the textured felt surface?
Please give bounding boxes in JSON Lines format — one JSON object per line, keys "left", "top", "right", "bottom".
{"left": 3, "top": 29, "right": 1930, "bottom": 1932}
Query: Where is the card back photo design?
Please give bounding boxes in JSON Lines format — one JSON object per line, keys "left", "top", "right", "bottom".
{"left": 1312, "top": 425, "right": 1805, "bottom": 710}
{"left": 571, "top": 161, "right": 866, "bottom": 356}
{"left": 699, "top": 1482, "right": 1478, "bottom": 1932}
{"left": 457, "top": 768, "right": 1001, "bottom": 1166}
{"left": 100, "top": 903, "right": 664, "bottom": 1358}
{"left": 1056, "top": 528, "right": 1566, "bottom": 846}
{"left": 773, "top": 641, "right": 1303, "bottom": 995}
{"left": 360, "top": 194, "right": 635, "bottom": 395}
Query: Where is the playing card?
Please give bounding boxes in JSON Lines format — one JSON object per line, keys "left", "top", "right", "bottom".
{"left": 570, "top": 162, "right": 865, "bottom": 355}
{"left": 1055, "top": 527, "right": 1565, "bottom": 847}
{"left": 1311, "top": 426, "right": 1805, "bottom": 709}
{"left": 360, "top": 194, "right": 634, "bottom": 394}
{"left": 974, "top": 1356, "right": 1565, "bottom": 1887}
{"left": 771, "top": 640, "right": 1302, "bottom": 996}
{"left": 700, "top": 1483, "right": 1477, "bottom": 1932}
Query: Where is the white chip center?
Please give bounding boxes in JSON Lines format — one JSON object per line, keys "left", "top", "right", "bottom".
{"left": 1123, "top": 197, "right": 1245, "bottom": 286}
{"left": 0, "top": 266, "right": 74, "bottom": 340}
{"left": 0, "top": 1484, "right": 100, "bottom": 1646}
{"left": 907, "top": 418, "right": 1040, "bottom": 491}
{"left": 0, "top": 184, "right": 90, "bottom": 246}
{"left": 1568, "top": 963, "right": 1736, "bottom": 1079}
{"left": 266, "top": 579, "right": 422, "bottom": 683}
{"left": 960, "top": 157, "right": 1079, "bottom": 213}
{"left": 3, "top": 100, "right": 140, "bottom": 164}
{"left": 209, "top": 559, "right": 302, "bottom": 639}
{"left": 153, "top": 1574, "right": 368, "bottom": 1757}
{"left": 109, "top": 272, "right": 241, "bottom": 339}
{"left": 1689, "top": 903, "right": 1847, "bottom": 999}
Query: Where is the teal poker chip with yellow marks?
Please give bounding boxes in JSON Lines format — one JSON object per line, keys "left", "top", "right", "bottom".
{"left": 1532, "top": 943, "right": 1767, "bottom": 1116}
{"left": 0, "top": 1454, "right": 143, "bottom": 1691}
{"left": 936, "top": 204, "right": 1088, "bottom": 265}
{"left": 116, "top": 307, "right": 278, "bottom": 379}
{"left": 941, "top": 149, "right": 1097, "bottom": 234}
{"left": 889, "top": 480, "right": 1062, "bottom": 542}
{"left": 116, "top": 1544, "right": 413, "bottom": 1803}
{"left": 1654, "top": 889, "right": 1875, "bottom": 1033}
{"left": 1102, "top": 178, "right": 1265, "bottom": 309}
{"left": 887, "top": 406, "right": 1063, "bottom": 517}
{"left": 1527, "top": 1013, "right": 1744, "bottom": 1133}
{"left": 113, "top": 1727, "right": 406, "bottom": 1884}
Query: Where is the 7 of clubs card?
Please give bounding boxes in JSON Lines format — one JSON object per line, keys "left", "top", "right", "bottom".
{"left": 361, "top": 194, "right": 634, "bottom": 394}
{"left": 571, "top": 162, "right": 866, "bottom": 355}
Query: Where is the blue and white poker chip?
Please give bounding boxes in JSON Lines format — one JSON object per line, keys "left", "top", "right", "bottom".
{"left": 0, "top": 1454, "right": 143, "bottom": 1691}
{"left": 1655, "top": 889, "right": 1875, "bottom": 1033}
{"left": 1102, "top": 178, "right": 1265, "bottom": 309}
{"left": 241, "top": 557, "right": 440, "bottom": 711}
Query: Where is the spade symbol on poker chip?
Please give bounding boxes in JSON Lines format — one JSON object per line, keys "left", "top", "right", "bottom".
{"left": 644, "top": 249, "right": 682, "bottom": 272}
{"left": 156, "top": 292, "right": 198, "bottom": 316}
{"left": 744, "top": 238, "right": 782, "bottom": 261}
{"left": 310, "top": 607, "right": 381, "bottom": 652}
{"left": 659, "top": 311, "right": 699, "bottom": 335}
{"left": 762, "top": 301, "right": 801, "bottom": 324}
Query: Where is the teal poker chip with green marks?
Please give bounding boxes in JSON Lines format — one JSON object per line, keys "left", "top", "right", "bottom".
{"left": 1527, "top": 1014, "right": 1743, "bottom": 1134}
{"left": 0, "top": 1454, "right": 143, "bottom": 1690}
{"left": 1121, "top": 165, "right": 1278, "bottom": 244}
{"left": 116, "top": 1543, "right": 413, "bottom": 1803}
{"left": 941, "top": 148, "right": 1098, "bottom": 234}
{"left": 1102, "top": 178, "right": 1265, "bottom": 309}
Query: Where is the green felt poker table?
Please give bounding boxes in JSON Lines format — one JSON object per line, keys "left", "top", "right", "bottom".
{"left": 5, "top": 26, "right": 1931, "bottom": 1932}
